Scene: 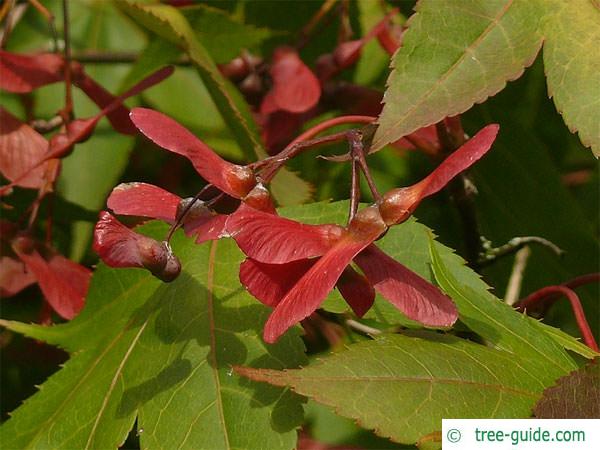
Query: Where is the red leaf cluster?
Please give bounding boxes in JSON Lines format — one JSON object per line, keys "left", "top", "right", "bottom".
{"left": 1, "top": 51, "right": 174, "bottom": 323}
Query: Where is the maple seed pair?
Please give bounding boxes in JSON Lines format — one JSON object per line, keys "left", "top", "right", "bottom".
{"left": 227, "top": 124, "right": 499, "bottom": 342}
{"left": 92, "top": 106, "right": 499, "bottom": 344}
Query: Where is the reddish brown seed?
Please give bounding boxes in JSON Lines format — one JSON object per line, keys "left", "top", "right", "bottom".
{"left": 225, "top": 165, "right": 257, "bottom": 198}
{"left": 347, "top": 205, "right": 387, "bottom": 238}
{"left": 243, "top": 183, "right": 275, "bottom": 213}
{"left": 378, "top": 187, "right": 420, "bottom": 226}
{"left": 137, "top": 237, "right": 168, "bottom": 275}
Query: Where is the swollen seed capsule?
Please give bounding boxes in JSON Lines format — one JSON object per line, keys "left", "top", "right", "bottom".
{"left": 157, "top": 251, "right": 181, "bottom": 283}
{"left": 348, "top": 205, "right": 387, "bottom": 237}
{"left": 378, "top": 187, "right": 419, "bottom": 226}
{"left": 137, "top": 237, "right": 168, "bottom": 275}
{"left": 226, "top": 165, "right": 257, "bottom": 198}
{"left": 243, "top": 183, "right": 275, "bottom": 212}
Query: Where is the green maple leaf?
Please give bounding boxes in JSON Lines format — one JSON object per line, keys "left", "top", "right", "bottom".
{"left": 373, "top": 0, "right": 600, "bottom": 156}
{"left": 542, "top": 0, "right": 600, "bottom": 157}
{"left": 0, "top": 223, "right": 305, "bottom": 449}
{"left": 2, "top": 203, "right": 595, "bottom": 448}
{"left": 235, "top": 202, "right": 596, "bottom": 448}
{"left": 237, "top": 333, "right": 559, "bottom": 448}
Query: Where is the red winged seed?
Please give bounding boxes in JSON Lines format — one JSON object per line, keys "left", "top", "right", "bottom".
{"left": 0, "top": 67, "right": 174, "bottom": 195}
{"left": 379, "top": 124, "right": 499, "bottom": 225}
{"left": 239, "top": 258, "right": 317, "bottom": 307}
{"left": 0, "top": 256, "right": 36, "bottom": 297}
{"left": 0, "top": 51, "right": 133, "bottom": 134}
{"left": 130, "top": 108, "right": 256, "bottom": 198}
{"left": 0, "top": 51, "right": 64, "bottom": 93}
{"left": 12, "top": 238, "right": 90, "bottom": 320}
{"left": 355, "top": 245, "right": 457, "bottom": 327}
{"left": 190, "top": 214, "right": 229, "bottom": 244}
{"left": 108, "top": 182, "right": 181, "bottom": 222}
{"left": 242, "top": 183, "right": 276, "bottom": 214}
{"left": 262, "top": 206, "right": 386, "bottom": 343}
{"left": 226, "top": 204, "right": 344, "bottom": 264}
{"left": 336, "top": 266, "right": 375, "bottom": 317}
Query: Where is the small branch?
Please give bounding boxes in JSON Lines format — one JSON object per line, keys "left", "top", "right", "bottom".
{"left": 296, "top": 0, "right": 337, "bottom": 49}
{"left": 346, "top": 319, "right": 381, "bottom": 336}
{"left": 0, "top": 0, "right": 23, "bottom": 49}
{"left": 504, "top": 246, "right": 531, "bottom": 306}
{"left": 71, "top": 51, "right": 193, "bottom": 65}
{"left": 449, "top": 173, "right": 482, "bottom": 267}
{"left": 517, "top": 273, "right": 600, "bottom": 311}
{"left": 258, "top": 130, "right": 348, "bottom": 183}
{"left": 257, "top": 115, "right": 375, "bottom": 182}
{"left": 62, "top": 0, "right": 73, "bottom": 119}
{"left": 436, "top": 118, "right": 483, "bottom": 268}
{"left": 29, "top": 0, "right": 58, "bottom": 51}
{"left": 435, "top": 121, "right": 455, "bottom": 152}
{"left": 0, "top": 0, "right": 13, "bottom": 22}
{"left": 478, "top": 236, "right": 564, "bottom": 268}
{"left": 518, "top": 285, "right": 599, "bottom": 352}
{"left": 288, "top": 115, "right": 375, "bottom": 147}
{"left": 165, "top": 184, "right": 215, "bottom": 243}
{"left": 26, "top": 159, "right": 60, "bottom": 232}
{"left": 564, "top": 273, "right": 600, "bottom": 290}
{"left": 45, "top": 192, "right": 54, "bottom": 244}
{"left": 338, "top": 0, "right": 353, "bottom": 42}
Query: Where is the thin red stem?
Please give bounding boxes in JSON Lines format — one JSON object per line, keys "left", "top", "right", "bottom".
{"left": 288, "top": 115, "right": 375, "bottom": 148}
{"left": 517, "top": 273, "right": 600, "bottom": 308}
{"left": 338, "top": 0, "right": 352, "bottom": 43}
{"left": 45, "top": 193, "right": 54, "bottom": 244}
{"left": 519, "top": 285, "right": 599, "bottom": 352}
{"left": 564, "top": 273, "right": 600, "bottom": 290}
